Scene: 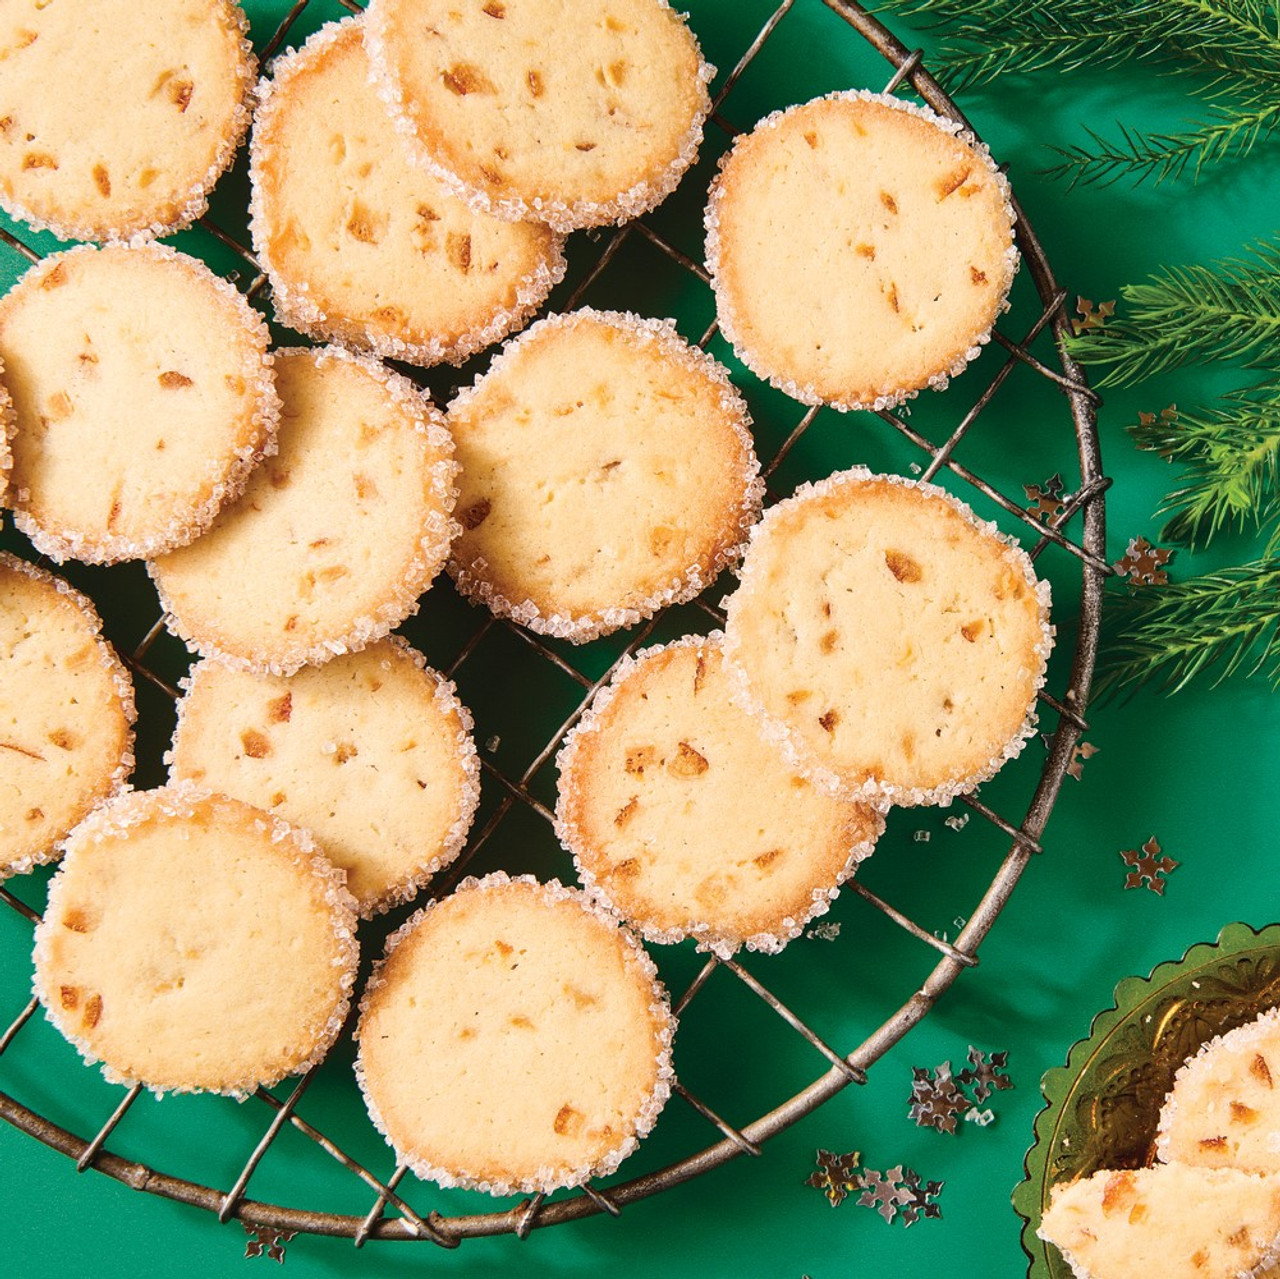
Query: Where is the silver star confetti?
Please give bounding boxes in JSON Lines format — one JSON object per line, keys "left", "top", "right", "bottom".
{"left": 856, "top": 1166, "right": 915, "bottom": 1223}
{"left": 244, "top": 1225, "right": 296, "bottom": 1263}
{"left": 957, "top": 1046, "right": 1013, "bottom": 1103}
{"left": 908, "top": 1062, "right": 972, "bottom": 1134}
{"left": 1121, "top": 837, "right": 1178, "bottom": 894}
{"left": 1113, "top": 536, "right": 1174, "bottom": 586}
{"left": 855, "top": 1165, "right": 943, "bottom": 1226}
{"left": 805, "top": 1148, "right": 862, "bottom": 1206}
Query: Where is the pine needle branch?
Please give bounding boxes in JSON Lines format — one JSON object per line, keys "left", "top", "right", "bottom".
{"left": 1042, "top": 95, "right": 1280, "bottom": 187}
{"left": 1128, "top": 391, "right": 1280, "bottom": 546}
{"left": 1066, "top": 239, "right": 1280, "bottom": 386}
{"left": 1098, "top": 559, "right": 1280, "bottom": 698}
{"left": 883, "top": 0, "right": 1280, "bottom": 90}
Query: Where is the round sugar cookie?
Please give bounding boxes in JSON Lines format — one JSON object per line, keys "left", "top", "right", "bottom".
{"left": 1156, "top": 1008, "right": 1280, "bottom": 1174}
{"left": 0, "top": 552, "right": 135, "bottom": 879}
{"left": 447, "top": 308, "right": 762, "bottom": 642}
{"left": 356, "top": 873, "right": 674, "bottom": 1195}
{"left": 32, "top": 784, "right": 359, "bottom": 1095}
{"left": 250, "top": 17, "right": 565, "bottom": 368}
{"left": 0, "top": 0, "right": 255, "bottom": 243}
{"left": 0, "top": 244, "right": 279, "bottom": 565}
{"left": 1038, "top": 1165, "right": 1280, "bottom": 1279}
{"left": 706, "top": 91, "right": 1018, "bottom": 411}
{"left": 364, "top": 0, "right": 712, "bottom": 231}
{"left": 722, "top": 469, "right": 1052, "bottom": 807}
{"left": 169, "top": 638, "right": 480, "bottom": 918}
{"left": 556, "top": 634, "right": 883, "bottom": 957}
{"left": 150, "top": 346, "right": 458, "bottom": 675}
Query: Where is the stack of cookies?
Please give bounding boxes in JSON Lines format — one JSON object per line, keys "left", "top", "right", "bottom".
{"left": 0, "top": 0, "right": 1051, "bottom": 1203}
{"left": 1040, "top": 1008, "right": 1280, "bottom": 1277}
{"left": 554, "top": 468, "right": 1050, "bottom": 966}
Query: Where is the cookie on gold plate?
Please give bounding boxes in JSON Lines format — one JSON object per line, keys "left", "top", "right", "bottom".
{"left": 1038, "top": 1165, "right": 1280, "bottom": 1279}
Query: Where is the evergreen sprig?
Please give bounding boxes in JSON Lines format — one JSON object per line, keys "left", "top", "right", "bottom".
{"left": 888, "top": 0, "right": 1280, "bottom": 88}
{"left": 882, "top": 0, "right": 1280, "bottom": 184}
{"left": 1043, "top": 91, "right": 1280, "bottom": 187}
{"left": 1065, "top": 239, "right": 1280, "bottom": 386}
{"left": 1098, "top": 559, "right": 1280, "bottom": 697}
{"left": 1128, "top": 392, "right": 1280, "bottom": 548}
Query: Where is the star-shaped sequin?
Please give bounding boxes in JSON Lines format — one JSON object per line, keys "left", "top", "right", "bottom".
{"left": 1113, "top": 536, "right": 1175, "bottom": 586}
{"left": 805, "top": 1148, "right": 862, "bottom": 1206}
{"left": 908, "top": 1062, "right": 972, "bottom": 1134}
{"left": 1121, "top": 837, "right": 1178, "bottom": 894}
{"left": 956, "top": 1046, "right": 1013, "bottom": 1103}
{"left": 244, "top": 1225, "right": 296, "bottom": 1263}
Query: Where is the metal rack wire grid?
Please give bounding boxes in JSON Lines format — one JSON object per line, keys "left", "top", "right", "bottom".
{"left": 0, "top": 0, "right": 1108, "bottom": 1250}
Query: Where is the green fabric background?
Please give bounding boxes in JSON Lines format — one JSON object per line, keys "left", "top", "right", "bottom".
{"left": 2, "top": 2, "right": 1277, "bottom": 1276}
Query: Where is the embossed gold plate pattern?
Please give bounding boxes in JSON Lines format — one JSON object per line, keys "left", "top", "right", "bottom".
{"left": 1013, "top": 921, "right": 1280, "bottom": 1276}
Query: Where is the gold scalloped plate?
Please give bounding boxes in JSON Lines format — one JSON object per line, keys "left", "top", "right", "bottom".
{"left": 1012, "top": 921, "right": 1280, "bottom": 1277}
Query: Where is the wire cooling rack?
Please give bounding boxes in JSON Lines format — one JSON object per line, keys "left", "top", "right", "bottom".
{"left": 0, "top": 0, "right": 1108, "bottom": 1250}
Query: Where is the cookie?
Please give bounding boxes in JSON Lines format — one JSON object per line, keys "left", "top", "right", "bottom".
{"left": 721, "top": 469, "right": 1052, "bottom": 807}
{"left": 706, "top": 90, "right": 1018, "bottom": 412}
{"left": 32, "top": 784, "right": 358, "bottom": 1096}
{"left": 0, "top": 552, "right": 134, "bottom": 879}
{"left": 150, "top": 345, "right": 458, "bottom": 675}
{"left": 355, "top": 872, "right": 674, "bottom": 1195}
{"left": 1156, "top": 1008, "right": 1280, "bottom": 1174}
{"left": 1038, "top": 1165, "right": 1280, "bottom": 1279}
{"left": 0, "top": 0, "right": 255, "bottom": 243}
{"left": 447, "top": 309, "right": 762, "bottom": 642}
{"left": 555, "top": 634, "right": 883, "bottom": 957}
{"left": 364, "top": 0, "right": 712, "bottom": 231}
{"left": 168, "top": 638, "right": 480, "bottom": 918}
{"left": 0, "top": 244, "right": 279, "bottom": 564}
{"left": 249, "top": 16, "right": 565, "bottom": 368}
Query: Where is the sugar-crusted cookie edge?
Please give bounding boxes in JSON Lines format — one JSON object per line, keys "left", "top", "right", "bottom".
{"left": 1154, "top": 1005, "right": 1280, "bottom": 1167}
{"left": 0, "top": 0, "right": 257, "bottom": 246}
{"left": 354, "top": 870, "right": 675, "bottom": 1196}
{"left": 4, "top": 242, "right": 281, "bottom": 565}
{"left": 149, "top": 343, "right": 460, "bottom": 676}
{"left": 721, "top": 467, "right": 1054, "bottom": 808}
{"left": 554, "top": 631, "right": 883, "bottom": 958}
{"left": 705, "top": 89, "right": 1021, "bottom": 413}
{"left": 165, "top": 636, "right": 482, "bottom": 919}
{"left": 1035, "top": 1166, "right": 1280, "bottom": 1279}
{"left": 0, "top": 551, "right": 137, "bottom": 879}
{"left": 446, "top": 307, "right": 764, "bottom": 644}
{"left": 363, "top": 0, "right": 714, "bottom": 233}
{"left": 248, "top": 16, "right": 567, "bottom": 369}
{"left": 31, "top": 781, "right": 359, "bottom": 1098}
{"left": 0, "top": 361, "right": 15, "bottom": 510}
